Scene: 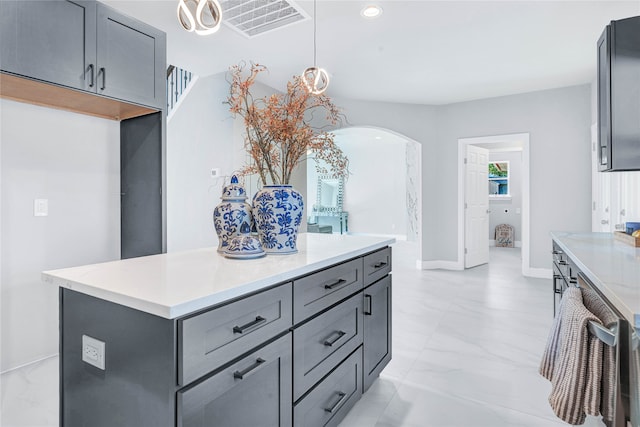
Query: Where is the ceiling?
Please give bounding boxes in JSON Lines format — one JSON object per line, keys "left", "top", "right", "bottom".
{"left": 103, "top": 0, "right": 640, "bottom": 105}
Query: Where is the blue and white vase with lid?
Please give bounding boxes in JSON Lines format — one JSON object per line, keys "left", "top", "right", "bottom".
{"left": 253, "top": 184, "right": 304, "bottom": 254}
{"left": 213, "top": 175, "right": 253, "bottom": 253}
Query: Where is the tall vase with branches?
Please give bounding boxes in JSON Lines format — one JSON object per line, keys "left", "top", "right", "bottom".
{"left": 226, "top": 62, "right": 349, "bottom": 254}
{"left": 227, "top": 62, "right": 348, "bottom": 186}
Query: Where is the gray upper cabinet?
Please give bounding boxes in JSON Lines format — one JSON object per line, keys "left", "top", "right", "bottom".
{"left": 0, "top": 1, "right": 96, "bottom": 91}
{"left": 96, "top": 3, "right": 165, "bottom": 109}
{"left": 0, "top": 0, "right": 165, "bottom": 110}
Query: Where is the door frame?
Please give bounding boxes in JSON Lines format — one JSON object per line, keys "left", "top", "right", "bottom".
{"left": 457, "top": 133, "right": 531, "bottom": 275}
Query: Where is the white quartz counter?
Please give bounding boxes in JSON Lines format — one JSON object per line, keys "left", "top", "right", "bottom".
{"left": 551, "top": 231, "right": 640, "bottom": 329}
{"left": 43, "top": 233, "right": 394, "bottom": 319}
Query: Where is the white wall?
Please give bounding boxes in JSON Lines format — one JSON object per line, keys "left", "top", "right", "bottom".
{"left": 488, "top": 150, "right": 522, "bottom": 243}
{"left": 1, "top": 99, "right": 120, "bottom": 372}
{"left": 434, "top": 85, "right": 592, "bottom": 269}
{"left": 166, "top": 73, "right": 236, "bottom": 252}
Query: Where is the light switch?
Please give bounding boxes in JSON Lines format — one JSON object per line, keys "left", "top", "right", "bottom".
{"left": 34, "top": 199, "right": 48, "bottom": 217}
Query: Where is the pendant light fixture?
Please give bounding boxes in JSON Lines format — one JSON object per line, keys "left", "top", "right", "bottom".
{"left": 177, "top": 0, "right": 222, "bottom": 36}
{"left": 301, "top": 0, "right": 329, "bottom": 95}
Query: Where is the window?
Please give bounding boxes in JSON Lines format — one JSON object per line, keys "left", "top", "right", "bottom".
{"left": 488, "top": 161, "right": 509, "bottom": 197}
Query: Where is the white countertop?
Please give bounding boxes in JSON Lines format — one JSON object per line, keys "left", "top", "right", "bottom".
{"left": 551, "top": 231, "right": 640, "bottom": 329}
{"left": 43, "top": 233, "right": 394, "bottom": 319}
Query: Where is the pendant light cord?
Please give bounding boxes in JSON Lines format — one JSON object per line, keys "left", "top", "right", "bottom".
{"left": 313, "top": 0, "right": 317, "bottom": 67}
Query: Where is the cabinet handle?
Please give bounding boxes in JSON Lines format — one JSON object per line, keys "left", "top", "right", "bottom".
{"left": 364, "top": 294, "right": 372, "bottom": 315}
{"left": 373, "top": 261, "right": 387, "bottom": 269}
{"left": 233, "top": 358, "right": 265, "bottom": 380}
{"left": 87, "top": 64, "right": 94, "bottom": 88}
{"left": 324, "top": 278, "right": 346, "bottom": 290}
{"left": 232, "top": 316, "right": 266, "bottom": 334}
{"left": 99, "top": 67, "right": 106, "bottom": 90}
{"left": 324, "top": 391, "right": 347, "bottom": 413}
{"left": 323, "top": 330, "right": 346, "bottom": 347}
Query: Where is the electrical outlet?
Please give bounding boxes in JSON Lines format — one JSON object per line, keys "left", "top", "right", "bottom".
{"left": 82, "top": 335, "right": 105, "bottom": 370}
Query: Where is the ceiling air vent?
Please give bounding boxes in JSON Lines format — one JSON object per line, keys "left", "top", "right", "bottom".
{"left": 219, "top": 0, "right": 309, "bottom": 38}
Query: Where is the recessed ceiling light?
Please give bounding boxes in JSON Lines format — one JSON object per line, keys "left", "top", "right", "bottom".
{"left": 361, "top": 5, "right": 382, "bottom": 19}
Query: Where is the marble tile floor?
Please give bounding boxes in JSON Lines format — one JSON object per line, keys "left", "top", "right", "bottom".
{"left": 1, "top": 241, "right": 605, "bottom": 427}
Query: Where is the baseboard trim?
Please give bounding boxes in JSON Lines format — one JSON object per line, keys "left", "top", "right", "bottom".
{"left": 419, "top": 260, "right": 464, "bottom": 270}
{"left": 523, "top": 267, "right": 552, "bottom": 279}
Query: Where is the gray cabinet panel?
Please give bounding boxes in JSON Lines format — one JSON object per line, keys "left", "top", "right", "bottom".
{"left": 0, "top": 0, "right": 96, "bottom": 91}
{"left": 179, "top": 283, "right": 292, "bottom": 386}
{"left": 363, "top": 275, "right": 392, "bottom": 392}
{"left": 294, "top": 347, "right": 362, "bottom": 427}
{"left": 293, "top": 257, "right": 362, "bottom": 323}
{"left": 121, "top": 113, "right": 163, "bottom": 259}
{"left": 363, "top": 247, "right": 392, "bottom": 287}
{"left": 97, "top": 3, "right": 166, "bottom": 109}
{"left": 178, "top": 334, "right": 292, "bottom": 427}
{"left": 293, "top": 292, "right": 363, "bottom": 401}
{"left": 60, "top": 288, "right": 177, "bottom": 427}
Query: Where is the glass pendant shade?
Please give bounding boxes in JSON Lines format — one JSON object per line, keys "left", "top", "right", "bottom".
{"left": 177, "top": 0, "right": 222, "bottom": 35}
{"left": 301, "top": 0, "right": 329, "bottom": 95}
{"left": 302, "top": 66, "right": 329, "bottom": 95}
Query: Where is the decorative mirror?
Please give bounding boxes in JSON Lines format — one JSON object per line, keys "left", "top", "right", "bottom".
{"left": 315, "top": 175, "right": 344, "bottom": 213}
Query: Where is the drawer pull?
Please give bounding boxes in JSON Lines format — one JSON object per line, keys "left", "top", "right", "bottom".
{"left": 373, "top": 261, "right": 387, "bottom": 269}
{"left": 364, "top": 294, "right": 372, "bottom": 315}
{"left": 324, "top": 279, "right": 347, "bottom": 290}
{"left": 323, "top": 330, "right": 346, "bottom": 347}
{"left": 87, "top": 64, "right": 94, "bottom": 88}
{"left": 233, "top": 357, "right": 265, "bottom": 380}
{"left": 324, "top": 391, "right": 347, "bottom": 413}
{"left": 233, "top": 316, "right": 266, "bottom": 334}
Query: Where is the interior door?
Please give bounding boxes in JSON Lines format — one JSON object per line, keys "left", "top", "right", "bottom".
{"left": 465, "top": 145, "right": 489, "bottom": 268}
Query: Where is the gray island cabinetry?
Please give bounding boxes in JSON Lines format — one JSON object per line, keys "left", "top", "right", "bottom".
{"left": 44, "top": 234, "right": 394, "bottom": 427}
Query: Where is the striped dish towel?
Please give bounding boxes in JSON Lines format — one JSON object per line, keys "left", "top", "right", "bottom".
{"left": 581, "top": 287, "right": 617, "bottom": 422}
{"left": 539, "top": 287, "right": 604, "bottom": 425}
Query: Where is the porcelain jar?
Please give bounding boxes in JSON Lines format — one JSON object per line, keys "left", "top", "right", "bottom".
{"left": 252, "top": 185, "right": 304, "bottom": 254}
{"left": 213, "top": 175, "right": 252, "bottom": 253}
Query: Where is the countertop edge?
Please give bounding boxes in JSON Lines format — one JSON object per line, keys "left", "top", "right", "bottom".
{"left": 43, "top": 237, "right": 395, "bottom": 319}
{"left": 550, "top": 231, "right": 639, "bottom": 329}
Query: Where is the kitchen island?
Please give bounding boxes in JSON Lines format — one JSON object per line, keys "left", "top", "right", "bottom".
{"left": 550, "top": 231, "right": 639, "bottom": 427}
{"left": 44, "top": 233, "right": 394, "bottom": 427}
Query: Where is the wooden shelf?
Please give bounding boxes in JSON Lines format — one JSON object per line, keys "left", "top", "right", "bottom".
{"left": 0, "top": 72, "right": 158, "bottom": 121}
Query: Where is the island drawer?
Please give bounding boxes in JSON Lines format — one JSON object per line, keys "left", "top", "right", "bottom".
{"left": 292, "top": 292, "right": 363, "bottom": 401}
{"left": 178, "top": 283, "right": 292, "bottom": 386}
{"left": 177, "top": 333, "right": 292, "bottom": 427}
{"left": 293, "top": 347, "right": 362, "bottom": 427}
{"left": 363, "top": 247, "right": 392, "bottom": 287}
{"left": 293, "top": 257, "right": 362, "bottom": 323}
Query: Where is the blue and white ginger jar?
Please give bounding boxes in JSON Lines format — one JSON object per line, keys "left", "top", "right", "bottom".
{"left": 253, "top": 185, "right": 304, "bottom": 254}
{"left": 213, "top": 175, "right": 253, "bottom": 253}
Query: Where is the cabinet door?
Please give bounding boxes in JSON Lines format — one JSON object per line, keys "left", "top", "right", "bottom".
{"left": 96, "top": 3, "right": 166, "bottom": 109}
{"left": 0, "top": 0, "right": 96, "bottom": 91}
{"left": 363, "top": 275, "right": 392, "bottom": 392}
{"left": 177, "top": 334, "right": 292, "bottom": 427}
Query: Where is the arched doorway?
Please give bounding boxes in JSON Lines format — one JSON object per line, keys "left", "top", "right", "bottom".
{"left": 307, "top": 126, "right": 422, "bottom": 264}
